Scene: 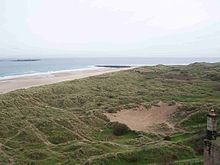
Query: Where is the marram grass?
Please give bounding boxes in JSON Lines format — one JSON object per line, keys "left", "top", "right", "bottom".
{"left": 0, "top": 62, "right": 220, "bottom": 164}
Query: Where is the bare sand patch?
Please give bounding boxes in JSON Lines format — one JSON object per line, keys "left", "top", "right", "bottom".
{"left": 104, "top": 102, "right": 179, "bottom": 132}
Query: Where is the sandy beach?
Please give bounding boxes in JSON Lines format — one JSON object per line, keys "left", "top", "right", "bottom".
{"left": 0, "top": 67, "right": 131, "bottom": 94}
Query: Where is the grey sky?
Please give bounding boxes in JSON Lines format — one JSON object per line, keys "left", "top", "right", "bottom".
{"left": 0, "top": 0, "right": 220, "bottom": 58}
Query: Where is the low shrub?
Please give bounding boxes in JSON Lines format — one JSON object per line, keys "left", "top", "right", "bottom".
{"left": 164, "top": 136, "right": 171, "bottom": 141}
{"left": 106, "top": 108, "right": 115, "bottom": 113}
{"left": 112, "top": 122, "right": 129, "bottom": 136}
{"left": 206, "top": 72, "right": 220, "bottom": 81}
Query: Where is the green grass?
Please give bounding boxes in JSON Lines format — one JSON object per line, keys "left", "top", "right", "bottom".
{"left": 92, "top": 143, "right": 196, "bottom": 164}
{"left": 0, "top": 62, "right": 220, "bottom": 164}
{"left": 171, "top": 133, "right": 195, "bottom": 142}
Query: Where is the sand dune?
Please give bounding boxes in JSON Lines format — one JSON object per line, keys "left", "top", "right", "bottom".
{"left": 0, "top": 67, "right": 131, "bottom": 94}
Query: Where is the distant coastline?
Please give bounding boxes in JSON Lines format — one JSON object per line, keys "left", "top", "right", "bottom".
{"left": 1, "top": 57, "right": 220, "bottom": 78}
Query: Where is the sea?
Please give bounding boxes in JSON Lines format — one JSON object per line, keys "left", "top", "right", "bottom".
{"left": 0, "top": 57, "right": 220, "bottom": 79}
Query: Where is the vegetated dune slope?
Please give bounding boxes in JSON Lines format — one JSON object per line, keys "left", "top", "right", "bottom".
{"left": 0, "top": 62, "right": 220, "bottom": 164}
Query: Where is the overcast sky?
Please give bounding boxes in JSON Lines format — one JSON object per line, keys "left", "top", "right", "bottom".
{"left": 0, "top": 0, "right": 220, "bottom": 58}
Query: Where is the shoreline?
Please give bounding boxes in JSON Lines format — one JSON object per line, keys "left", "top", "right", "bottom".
{"left": 0, "top": 67, "right": 133, "bottom": 94}
{"left": 0, "top": 66, "right": 98, "bottom": 81}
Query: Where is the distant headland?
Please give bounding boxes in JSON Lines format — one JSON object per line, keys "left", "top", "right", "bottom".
{"left": 11, "top": 59, "right": 41, "bottom": 62}
{"left": 96, "top": 65, "right": 131, "bottom": 68}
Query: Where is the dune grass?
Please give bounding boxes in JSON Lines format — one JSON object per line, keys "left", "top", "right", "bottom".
{"left": 0, "top": 62, "right": 220, "bottom": 164}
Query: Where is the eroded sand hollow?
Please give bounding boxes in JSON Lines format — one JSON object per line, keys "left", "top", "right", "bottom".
{"left": 104, "top": 102, "right": 179, "bottom": 132}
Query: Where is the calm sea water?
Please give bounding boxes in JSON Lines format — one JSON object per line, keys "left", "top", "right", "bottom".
{"left": 0, "top": 57, "right": 220, "bottom": 78}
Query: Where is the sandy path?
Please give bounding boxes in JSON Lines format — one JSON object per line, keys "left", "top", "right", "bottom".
{"left": 0, "top": 67, "right": 131, "bottom": 94}
{"left": 104, "top": 102, "right": 178, "bottom": 132}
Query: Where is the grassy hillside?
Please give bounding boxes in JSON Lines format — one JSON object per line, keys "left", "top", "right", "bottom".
{"left": 0, "top": 62, "right": 220, "bottom": 164}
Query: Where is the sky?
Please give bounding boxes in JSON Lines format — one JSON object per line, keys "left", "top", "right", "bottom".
{"left": 0, "top": 0, "right": 220, "bottom": 58}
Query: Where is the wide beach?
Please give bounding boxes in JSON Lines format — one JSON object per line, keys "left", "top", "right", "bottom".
{"left": 0, "top": 67, "right": 131, "bottom": 94}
